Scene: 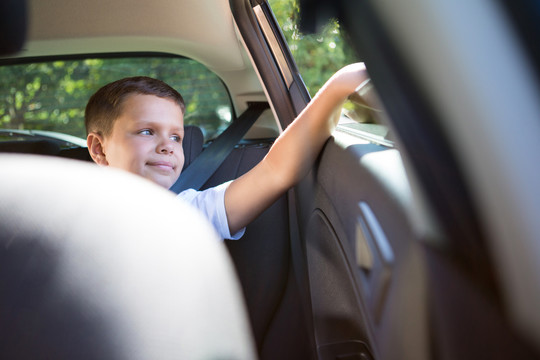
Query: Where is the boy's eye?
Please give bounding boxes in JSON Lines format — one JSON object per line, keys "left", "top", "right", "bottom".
{"left": 170, "top": 135, "right": 182, "bottom": 143}
{"left": 138, "top": 129, "right": 153, "bottom": 135}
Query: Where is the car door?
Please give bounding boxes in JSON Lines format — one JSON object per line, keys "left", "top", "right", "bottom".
{"left": 232, "top": 0, "right": 540, "bottom": 359}
{"left": 231, "top": 1, "right": 429, "bottom": 359}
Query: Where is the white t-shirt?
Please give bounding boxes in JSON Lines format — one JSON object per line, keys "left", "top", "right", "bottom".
{"left": 177, "top": 181, "right": 245, "bottom": 240}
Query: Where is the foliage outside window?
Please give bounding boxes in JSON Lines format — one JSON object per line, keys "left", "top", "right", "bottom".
{"left": 269, "top": 0, "right": 392, "bottom": 146}
{"left": 0, "top": 57, "right": 232, "bottom": 141}
{"left": 268, "top": 0, "right": 359, "bottom": 96}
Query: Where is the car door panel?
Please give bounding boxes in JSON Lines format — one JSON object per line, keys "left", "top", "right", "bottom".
{"left": 294, "top": 136, "right": 429, "bottom": 359}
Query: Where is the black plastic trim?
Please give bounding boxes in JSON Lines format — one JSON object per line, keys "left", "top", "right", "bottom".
{"left": 261, "top": 1, "right": 312, "bottom": 111}
{"left": 230, "top": 0, "right": 301, "bottom": 128}
{"left": 497, "top": 0, "right": 540, "bottom": 84}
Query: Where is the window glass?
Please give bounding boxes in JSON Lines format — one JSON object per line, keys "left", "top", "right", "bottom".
{"left": 0, "top": 56, "right": 232, "bottom": 142}
{"left": 268, "top": 0, "right": 358, "bottom": 96}
{"left": 340, "top": 79, "right": 393, "bottom": 146}
{"left": 268, "top": 0, "right": 392, "bottom": 146}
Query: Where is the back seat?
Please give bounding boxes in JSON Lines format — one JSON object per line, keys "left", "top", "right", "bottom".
{"left": 158, "top": 124, "right": 308, "bottom": 358}
{"left": 200, "top": 140, "right": 309, "bottom": 359}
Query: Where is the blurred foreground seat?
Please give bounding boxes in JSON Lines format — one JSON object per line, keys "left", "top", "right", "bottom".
{"left": 0, "top": 155, "right": 256, "bottom": 360}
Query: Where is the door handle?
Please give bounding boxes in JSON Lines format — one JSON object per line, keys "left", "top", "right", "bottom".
{"left": 356, "top": 201, "right": 394, "bottom": 322}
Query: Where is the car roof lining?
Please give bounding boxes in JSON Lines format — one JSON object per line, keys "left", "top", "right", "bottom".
{"left": 21, "top": 0, "right": 247, "bottom": 73}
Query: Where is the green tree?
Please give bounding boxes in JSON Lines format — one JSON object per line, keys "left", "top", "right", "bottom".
{"left": 0, "top": 60, "right": 104, "bottom": 137}
{"left": 0, "top": 57, "right": 231, "bottom": 140}
{"left": 268, "top": 0, "right": 359, "bottom": 96}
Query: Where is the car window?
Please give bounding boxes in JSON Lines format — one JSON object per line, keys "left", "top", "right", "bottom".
{"left": 340, "top": 79, "right": 393, "bottom": 147}
{"left": 268, "top": 0, "right": 392, "bottom": 146}
{"left": 0, "top": 56, "right": 233, "bottom": 143}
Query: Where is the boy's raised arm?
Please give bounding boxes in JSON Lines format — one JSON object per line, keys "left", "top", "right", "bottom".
{"left": 224, "top": 63, "right": 369, "bottom": 235}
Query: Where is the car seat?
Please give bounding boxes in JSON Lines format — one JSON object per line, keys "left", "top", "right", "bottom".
{"left": 0, "top": 154, "right": 256, "bottom": 360}
{"left": 182, "top": 124, "right": 204, "bottom": 170}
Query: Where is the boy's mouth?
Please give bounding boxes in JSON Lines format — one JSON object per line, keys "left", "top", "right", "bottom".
{"left": 147, "top": 161, "right": 175, "bottom": 172}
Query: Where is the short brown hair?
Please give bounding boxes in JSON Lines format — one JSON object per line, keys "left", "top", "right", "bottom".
{"left": 85, "top": 76, "right": 185, "bottom": 136}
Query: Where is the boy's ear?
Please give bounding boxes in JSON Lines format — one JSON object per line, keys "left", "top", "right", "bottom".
{"left": 87, "top": 132, "right": 109, "bottom": 166}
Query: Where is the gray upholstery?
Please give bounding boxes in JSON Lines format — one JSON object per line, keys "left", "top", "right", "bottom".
{"left": 200, "top": 142, "right": 306, "bottom": 358}
{"left": 0, "top": 154, "right": 256, "bottom": 360}
{"left": 182, "top": 125, "right": 204, "bottom": 171}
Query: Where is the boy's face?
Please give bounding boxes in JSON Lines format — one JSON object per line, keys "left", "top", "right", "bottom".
{"left": 89, "top": 94, "right": 185, "bottom": 189}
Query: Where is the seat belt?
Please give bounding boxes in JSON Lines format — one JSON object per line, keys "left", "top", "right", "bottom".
{"left": 170, "top": 102, "right": 269, "bottom": 194}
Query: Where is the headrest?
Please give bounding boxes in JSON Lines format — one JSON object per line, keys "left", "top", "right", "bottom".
{"left": 182, "top": 125, "right": 204, "bottom": 171}
{"left": 0, "top": 0, "right": 27, "bottom": 55}
{"left": 0, "top": 155, "right": 255, "bottom": 359}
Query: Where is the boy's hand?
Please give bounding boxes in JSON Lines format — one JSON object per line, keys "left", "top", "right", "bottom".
{"left": 225, "top": 63, "right": 369, "bottom": 234}
{"left": 322, "top": 63, "right": 368, "bottom": 98}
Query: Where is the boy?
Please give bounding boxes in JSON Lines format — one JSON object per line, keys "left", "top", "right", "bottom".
{"left": 85, "top": 63, "right": 368, "bottom": 239}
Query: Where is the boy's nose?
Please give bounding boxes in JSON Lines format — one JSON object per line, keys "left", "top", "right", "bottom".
{"left": 158, "top": 140, "right": 174, "bottom": 154}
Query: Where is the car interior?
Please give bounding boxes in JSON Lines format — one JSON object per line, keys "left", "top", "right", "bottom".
{"left": 2, "top": 0, "right": 540, "bottom": 359}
